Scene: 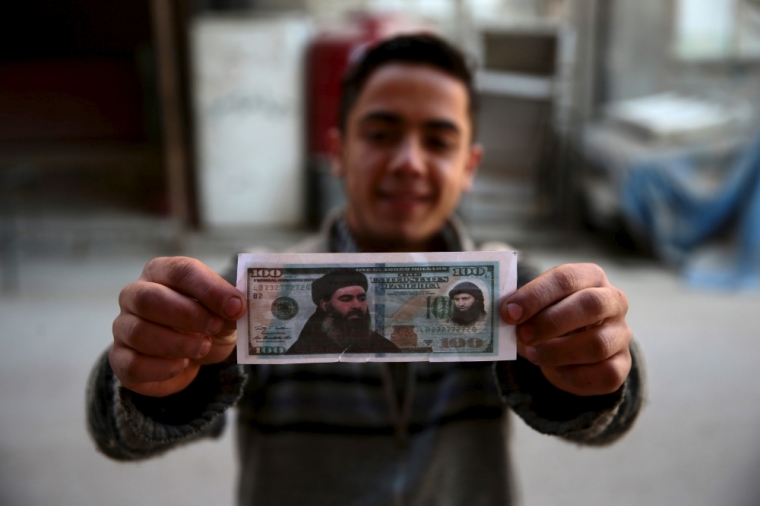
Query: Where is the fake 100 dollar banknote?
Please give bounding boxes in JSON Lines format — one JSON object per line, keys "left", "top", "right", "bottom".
{"left": 236, "top": 251, "right": 517, "bottom": 364}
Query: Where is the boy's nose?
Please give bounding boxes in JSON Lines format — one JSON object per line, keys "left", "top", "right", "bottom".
{"left": 389, "top": 136, "right": 425, "bottom": 176}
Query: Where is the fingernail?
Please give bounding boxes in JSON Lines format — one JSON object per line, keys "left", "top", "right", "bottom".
{"left": 208, "top": 316, "right": 224, "bottom": 334}
{"left": 197, "top": 338, "right": 212, "bottom": 358}
{"left": 506, "top": 303, "right": 523, "bottom": 322}
{"left": 518, "top": 325, "right": 534, "bottom": 344}
{"left": 224, "top": 297, "right": 242, "bottom": 319}
{"left": 525, "top": 346, "right": 538, "bottom": 363}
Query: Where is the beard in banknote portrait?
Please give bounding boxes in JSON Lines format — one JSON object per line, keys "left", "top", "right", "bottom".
{"left": 285, "top": 269, "right": 401, "bottom": 354}
{"left": 448, "top": 282, "right": 487, "bottom": 326}
{"left": 321, "top": 300, "right": 373, "bottom": 340}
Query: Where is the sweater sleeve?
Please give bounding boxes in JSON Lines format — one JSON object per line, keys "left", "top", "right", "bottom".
{"left": 494, "top": 339, "right": 645, "bottom": 445}
{"left": 85, "top": 348, "right": 247, "bottom": 461}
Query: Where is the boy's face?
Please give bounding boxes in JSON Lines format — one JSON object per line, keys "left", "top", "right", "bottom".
{"left": 331, "top": 63, "right": 481, "bottom": 250}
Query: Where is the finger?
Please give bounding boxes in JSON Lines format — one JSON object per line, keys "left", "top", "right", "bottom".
{"left": 120, "top": 281, "right": 225, "bottom": 335}
{"left": 218, "top": 317, "right": 238, "bottom": 337}
{"left": 141, "top": 257, "right": 246, "bottom": 320}
{"left": 109, "top": 343, "right": 190, "bottom": 385}
{"left": 123, "top": 369, "right": 202, "bottom": 397}
{"left": 113, "top": 313, "right": 212, "bottom": 360}
{"left": 501, "top": 263, "right": 608, "bottom": 325}
{"left": 541, "top": 349, "right": 632, "bottom": 397}
{"left": 194, "top": 336, "right": 237, "bottom": 366}
{"left": 516, "top": 286, "right": 628, "bottom": 345}
{"left": 520, "top": 320, "right": 632, "bottom": 367}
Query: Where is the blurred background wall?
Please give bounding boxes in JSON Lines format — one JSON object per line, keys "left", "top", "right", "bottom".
{"left": 3, "top": 0, "right": 759, "bottom": 270}
{"left": 0, "top": 0, "right": 165, "bottom": 213}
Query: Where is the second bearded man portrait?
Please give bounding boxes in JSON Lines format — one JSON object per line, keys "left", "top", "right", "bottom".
{"left": 448, "top": 281, "right": 487, "bottom": 326}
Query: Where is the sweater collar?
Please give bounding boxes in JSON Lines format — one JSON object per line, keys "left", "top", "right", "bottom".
{"left": 326, "top": 209, "right": 473, "bottom": 253}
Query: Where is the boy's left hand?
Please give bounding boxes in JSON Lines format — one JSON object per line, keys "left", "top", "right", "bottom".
{"left": 501, "top": 263, "right": 632, "bottom": 397}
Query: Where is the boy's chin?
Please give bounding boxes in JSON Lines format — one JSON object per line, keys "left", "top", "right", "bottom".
{"left": 375, "top": 220, "right": 442, "bottom": 247}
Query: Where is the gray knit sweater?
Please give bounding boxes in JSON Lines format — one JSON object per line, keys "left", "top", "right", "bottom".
{"left": 86, "top": 214, "right": 645, "bottom": 506}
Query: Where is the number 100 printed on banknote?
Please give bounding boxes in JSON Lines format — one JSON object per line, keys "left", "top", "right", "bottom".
{"left": 236, "top": 251, "right": 517, "bottom": 363}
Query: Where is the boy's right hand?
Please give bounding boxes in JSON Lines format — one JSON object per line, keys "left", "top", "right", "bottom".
{"left": 110, "top": 257, "right": 246, "bottom": 397}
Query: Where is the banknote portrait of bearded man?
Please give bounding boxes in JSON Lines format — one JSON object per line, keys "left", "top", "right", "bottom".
{"left": 448, "top": 281, "right": 487, "bottom": 326}
{"left": 285, "top": 269, "right": 401, "bottom": 355}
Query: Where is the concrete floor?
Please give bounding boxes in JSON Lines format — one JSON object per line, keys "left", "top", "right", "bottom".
{"left": 1, "top": 243, "right": 760, "bottom": 505}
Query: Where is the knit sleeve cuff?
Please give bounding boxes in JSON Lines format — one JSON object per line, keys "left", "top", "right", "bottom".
{"left": 87, "top": 348, "right": 247, "bottom": 460}
{"left": 494, "top": 339, "right": 645, "bottom": 445}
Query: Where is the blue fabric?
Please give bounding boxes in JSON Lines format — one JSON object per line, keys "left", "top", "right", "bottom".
{"left": 619, "top": 130, "right": 760, "bottom": 289}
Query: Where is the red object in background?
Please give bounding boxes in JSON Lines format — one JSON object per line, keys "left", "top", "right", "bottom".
{"left": 0, "top": 59, "right": 147, "bottom": 143}
{"left": 306, "top": 13, "right": 420, "bottom": 156}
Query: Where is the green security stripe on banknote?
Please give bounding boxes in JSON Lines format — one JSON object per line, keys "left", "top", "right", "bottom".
{"left": 244, "top": 262, "right": 500, "bottom": 360}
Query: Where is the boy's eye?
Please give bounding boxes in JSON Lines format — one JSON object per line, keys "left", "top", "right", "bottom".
{"left": 362, "top": 124, "right": 400, "bottom": 144}
{"left": 365, "top": 129, "right": 392, "bottom": 142}
{"left": 426, "top": 136, "right": 454, "bottom": 151}
{"left": 368, "top": 131, "right": 388, "bottom": 141}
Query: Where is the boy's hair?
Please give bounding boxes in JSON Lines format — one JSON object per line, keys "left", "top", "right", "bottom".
{"left": 337, "top": 33, "right": 478, "bottom": 138}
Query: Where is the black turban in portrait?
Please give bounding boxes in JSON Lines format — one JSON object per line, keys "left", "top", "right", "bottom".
{"left": 448, "top": 281, "right": 484, "bottom": 302}
{"left": 311, "top": 269, "right": 369, "bottom": 305}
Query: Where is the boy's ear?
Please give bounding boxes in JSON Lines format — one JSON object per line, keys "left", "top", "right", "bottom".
{"left": 327, "top": 128, "right": 345, "bottom": 178}
{"left": 461, "top": 143, "right": 483, "bottom": 192}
